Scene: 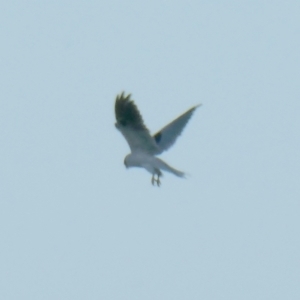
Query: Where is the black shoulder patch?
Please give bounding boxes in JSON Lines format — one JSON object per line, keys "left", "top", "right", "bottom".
{"left": 154, "top": 132, "right": 162, "bottom": 144}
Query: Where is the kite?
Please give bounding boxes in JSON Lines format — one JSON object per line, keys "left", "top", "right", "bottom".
{"left": 115, "top": 92, "right": 200, "bottom": 186}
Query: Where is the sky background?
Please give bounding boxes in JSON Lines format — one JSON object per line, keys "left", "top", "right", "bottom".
{"left": 1, "top": 1, "right": 300, "bottom": 299}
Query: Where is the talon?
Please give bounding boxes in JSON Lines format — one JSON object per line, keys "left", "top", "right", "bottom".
{"left": 151, "top": 172, "right": 162, "bottom": 187}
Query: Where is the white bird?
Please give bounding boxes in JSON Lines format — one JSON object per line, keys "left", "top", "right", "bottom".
{"left": 115, "top": 92, "right": 201, "bottom": 186}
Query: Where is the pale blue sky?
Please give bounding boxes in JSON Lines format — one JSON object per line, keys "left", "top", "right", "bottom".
{"left": 1, "top": 1, "right": 300, "bottom": 299}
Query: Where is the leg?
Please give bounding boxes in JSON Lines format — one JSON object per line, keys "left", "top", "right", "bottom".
{"left": 156, "top": 174, "right": 161, "bottom": 187}
{"left": 151, "top": 175, "right": 155, "bottom": 185}
{"left": 151, "top": 169, "right": 162, "bottom": 186}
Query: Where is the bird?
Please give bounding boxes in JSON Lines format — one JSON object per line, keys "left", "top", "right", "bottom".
{"left": 114, "top": 92, "right": 201, "bottom": 186}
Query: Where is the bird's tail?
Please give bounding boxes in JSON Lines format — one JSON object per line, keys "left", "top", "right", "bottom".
{"left": 155, "top": 158, "right": 185, "bottom": 178}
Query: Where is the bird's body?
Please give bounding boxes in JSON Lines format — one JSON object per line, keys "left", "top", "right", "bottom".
{"left": 124, "top": 152, "right": 185, "bottom": 186}
{"left": 115, "top": 92, "right": 200, "bottom": 186}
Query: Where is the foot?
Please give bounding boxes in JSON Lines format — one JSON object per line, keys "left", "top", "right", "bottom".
{"left": 151, "top": 174, "right": 161, "bottom": 187}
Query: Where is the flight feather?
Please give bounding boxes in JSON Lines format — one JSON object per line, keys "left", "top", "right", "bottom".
{"left": 115, "top": 93, "right": 159, "bottom": 153}
{"left": 153, "top": 105, "right": 201, "bottom": 154}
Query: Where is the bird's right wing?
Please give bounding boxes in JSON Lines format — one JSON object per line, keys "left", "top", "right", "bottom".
{"left": 115, "top": 92, "right": 159, "bottom": 154}
{"left": 153, "top": 105, "right": 201, "bottom": 155}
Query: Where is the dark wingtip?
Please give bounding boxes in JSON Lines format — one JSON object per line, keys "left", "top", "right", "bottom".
{"left": 116, "top": 91, "right": 131, "bottom": 101}
{"left": 191, "top": 103, "right": 202, "bottom": 111}
{"left": 115, "top": 92, "right": 147, "bottom": 130}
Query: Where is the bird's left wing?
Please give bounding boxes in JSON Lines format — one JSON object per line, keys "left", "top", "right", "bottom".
{"left": 115, "top": 92, "right": 159, "bottom": 154}
{"left": 153, "top": 104, "right": 201, "bottom": 155}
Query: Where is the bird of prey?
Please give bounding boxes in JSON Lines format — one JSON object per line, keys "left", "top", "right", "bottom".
{"left": 115, "top": 92, "right": 201, "bottom": 186}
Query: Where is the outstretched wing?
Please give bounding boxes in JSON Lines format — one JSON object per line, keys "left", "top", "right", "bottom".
{"left": 153, "top": 104, "right": 201, "bottom": 155}
{"left": 115, "top": 92, "right": 159, "bottom": 153}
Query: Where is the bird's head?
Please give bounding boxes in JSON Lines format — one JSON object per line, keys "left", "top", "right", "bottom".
{"left": 124, "top": 153, "right": 135, "bottom": 169}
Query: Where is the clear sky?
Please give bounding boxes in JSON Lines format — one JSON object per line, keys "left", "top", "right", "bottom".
{"left": 1, "top": 1, "right": 300, "bottom": 299}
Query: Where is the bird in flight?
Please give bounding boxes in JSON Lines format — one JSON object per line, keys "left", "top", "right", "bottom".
{"left": 115, "top": 92, "right": 201, "bottom": 186}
